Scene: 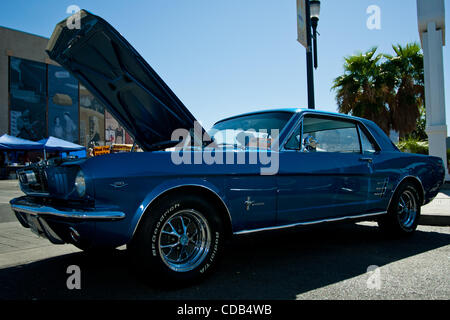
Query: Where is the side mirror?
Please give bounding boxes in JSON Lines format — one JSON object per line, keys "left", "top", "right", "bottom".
{"left": 303, "top": 135, "right": 319, "bottom": 152}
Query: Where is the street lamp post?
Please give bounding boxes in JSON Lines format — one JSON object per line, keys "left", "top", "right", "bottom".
{"left": 310, "top": 0, "right": 321, "bottom": 69}
{"left": 305, "top": 0, "right": 321, "bottom": 109}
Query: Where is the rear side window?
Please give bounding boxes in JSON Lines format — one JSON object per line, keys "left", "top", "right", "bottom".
{"left": 359, "top": 127, "right": 377, "bottom": 154}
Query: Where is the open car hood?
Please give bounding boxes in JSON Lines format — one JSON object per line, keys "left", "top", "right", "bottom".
{"left": 46, "top": 10, "right": 203, "bottom": 151}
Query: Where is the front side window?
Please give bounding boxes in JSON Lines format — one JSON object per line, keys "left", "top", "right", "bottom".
{"left": 301, "top": 116, "right": 361, "bottom": 153}
{"left": 284, "top": 131, "right": 301, "bottom": 150}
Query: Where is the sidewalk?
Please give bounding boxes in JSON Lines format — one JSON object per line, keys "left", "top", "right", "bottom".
{"left": 0, "top": 221, "right": 80, "bottom": 268}
{"left": 0, "top": 180, "right": 24, "bottom": 223}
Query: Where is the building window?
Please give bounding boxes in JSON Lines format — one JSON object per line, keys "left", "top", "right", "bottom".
{"left": 9, "top": 57, "right": 47, "bottom": 141}
{"left": 48, "top": 65, "right": 79, "bottom": 143}
{"left": 9, "top": 56, "right": 131, "bottom": 149}
{"left": 79, "top": 84, "right": 105, "bottom": 148}
{"left": 105, "top": 110, "right": 133, "bottom": 145}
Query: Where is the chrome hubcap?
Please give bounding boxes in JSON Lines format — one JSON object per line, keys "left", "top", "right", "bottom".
{"left": 158, "top": 209, "right": 211, "bottom": 272}
{"left": 397, "top": 190, "right": 417, "bottom": 229}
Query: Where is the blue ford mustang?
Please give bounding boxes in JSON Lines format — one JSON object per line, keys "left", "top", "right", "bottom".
{"left": 11, "top": 11, "right": 446, "bottom": 283}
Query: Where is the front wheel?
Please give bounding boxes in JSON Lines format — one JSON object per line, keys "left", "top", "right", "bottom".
{"left": 129, "top": 195, "right": 225, "bottom": 285}
{"left": 378, "top": 183, "right": 421, "bottom": 235}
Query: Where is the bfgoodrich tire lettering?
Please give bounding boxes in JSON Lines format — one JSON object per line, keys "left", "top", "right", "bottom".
{"left": 130, "top": 194, "right": 224, "bottom": 284}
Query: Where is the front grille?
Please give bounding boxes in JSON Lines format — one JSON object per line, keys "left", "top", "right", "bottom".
{"left": 45, "top": 166, "right": 80, "bottom": 198}
{"left": 19, "top": 163, "right": 81, "bottom": 199}
{"left": 53, "top": 171, "right": 70, "bottom": 194}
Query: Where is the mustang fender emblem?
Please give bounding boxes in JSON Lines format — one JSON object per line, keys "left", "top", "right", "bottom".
{"left": 244, "top": 196, "right": 265, "bottom": 211}
{"left": 110, "top": 181, "right": 128, "bottom": 189}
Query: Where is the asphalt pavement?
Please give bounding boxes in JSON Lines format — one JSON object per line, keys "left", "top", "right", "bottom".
{"left": 0, "top": 221, "right": 448, "bottom": 300}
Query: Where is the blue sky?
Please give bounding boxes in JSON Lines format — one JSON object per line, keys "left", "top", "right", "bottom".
{"left": 1, "top": 0, "right": 449, "bottom": 132}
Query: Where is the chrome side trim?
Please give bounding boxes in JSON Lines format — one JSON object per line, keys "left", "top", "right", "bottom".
{"left": 229, "top": 187, "right": 277, "bottom": 192}
{"left": 10, "top": 198, "right": 125, "bottom": 221}
{"left": 233, "top": 211, "right": 387, "bottom": 235}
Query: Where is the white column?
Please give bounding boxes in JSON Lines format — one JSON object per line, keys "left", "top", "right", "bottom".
{"left": 418, "top": 0, "right": 449, "bottom": 181}
{"left": 423, "top": 21, "right": 448, "bottom": 180}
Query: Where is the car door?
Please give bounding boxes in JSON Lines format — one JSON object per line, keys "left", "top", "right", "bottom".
{"left": 225, "top": 173, "right": 278, "bottom": 231}
{"left": 277, "top": 114, "right": 372, "bottom": 225}
{"left": 357, "top": 123, "right": 393, "bottom": 214}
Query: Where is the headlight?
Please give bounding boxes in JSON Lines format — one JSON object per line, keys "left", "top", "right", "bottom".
{"left": 74, "top": 170, "right": 86, "bottom": 197}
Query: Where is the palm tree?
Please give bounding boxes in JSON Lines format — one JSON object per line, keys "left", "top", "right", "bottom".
{"left": 332, "top": 47, "right": 391, "bottom": 134}
{"left": 333, "top": 43, "right": 425, "bottom": 138}
{"left": 383, "top": 43, "right": 424, "bottom": 139}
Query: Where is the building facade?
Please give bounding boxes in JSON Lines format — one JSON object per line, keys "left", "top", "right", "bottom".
{"left": 0, "top": 26, "right": 133, "bottom": 148}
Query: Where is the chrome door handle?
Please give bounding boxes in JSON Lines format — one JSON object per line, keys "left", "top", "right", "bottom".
{"left": 359, "top": 157, "right": 373, "bottom": 163}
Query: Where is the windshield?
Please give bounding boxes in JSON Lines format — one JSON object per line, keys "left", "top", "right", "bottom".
{"left": 208, "top": 112, "right": 294, "bottom": 149}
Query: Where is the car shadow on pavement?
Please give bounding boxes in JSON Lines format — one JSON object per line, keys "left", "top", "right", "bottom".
{"left": 0, "top": 222, "right": 449, "bottom": 300}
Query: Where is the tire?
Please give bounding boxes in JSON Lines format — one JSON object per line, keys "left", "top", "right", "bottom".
{"left": 378, "top": 182, "right": 421, "bottom": 236}
{"left": 129, "top": 194, "right": 225, "bottom": 285}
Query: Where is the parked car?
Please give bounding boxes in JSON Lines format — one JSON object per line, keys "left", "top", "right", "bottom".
{"left": 11, "top": 10, "right": 446, "bottom": 283}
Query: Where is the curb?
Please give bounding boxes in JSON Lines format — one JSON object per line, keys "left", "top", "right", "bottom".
{"left": 418, "top": 182, "right": 450, "bottom": 226}
{"left": 441, "top": 182, "right": 450, "bottom": 190}
{"left": 419, "top": 214, "right": 450, "bottom": 227}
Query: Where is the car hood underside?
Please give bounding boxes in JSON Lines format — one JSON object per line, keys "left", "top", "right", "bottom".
{"left": 46, "top": 10, "right": 204, "bottom": 151}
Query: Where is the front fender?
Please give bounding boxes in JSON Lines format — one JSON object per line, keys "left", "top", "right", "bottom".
{"left": 127, "top": 177, "right": 228, "bottom": 240}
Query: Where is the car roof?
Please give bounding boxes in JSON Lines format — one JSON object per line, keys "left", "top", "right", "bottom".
{"left": 213, "top": 108, "right": 397, "bottom": 152}
{"left": 214, "top": 108, "right": 366, "bottom": 125}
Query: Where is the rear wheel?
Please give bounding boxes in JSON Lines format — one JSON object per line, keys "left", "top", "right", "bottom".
{"left": 378, "top": 183, "right": 421, "bottom": 235}
{"left": 129, "top": 194, "right": 225, "bottom": 285}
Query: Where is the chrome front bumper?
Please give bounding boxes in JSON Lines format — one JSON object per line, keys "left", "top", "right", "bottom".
{"left": 10, "top": 197, "right": 126, "bottom": 221}
{"left": 10, "top": 196, "right": 126, "bottom": 245}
